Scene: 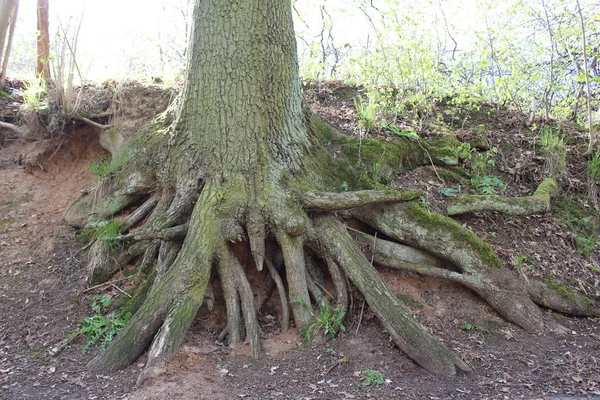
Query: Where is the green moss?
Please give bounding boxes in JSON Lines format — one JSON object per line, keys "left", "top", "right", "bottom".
{"left": 423, "top": 167, "right": 465, "bottom": 184}
{"left": 404, "top": 201, "right": 502, "bottom": 269}
{"left": 543, "top": 275, "right": 575, "bottom": 298}
{"left": 122, "top": 271, "right": 156, "bottom": 315}
{"left": 311, "top": 114, "right": 335, "bottom": 145}
{"left": 533, "top": 178, "right": 559, "bottom": 198}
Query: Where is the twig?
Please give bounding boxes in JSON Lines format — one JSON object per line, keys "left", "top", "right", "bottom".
{"left": 111, "top": 283, "right": 132, "bottom": 298}
{"left": 74, "top": 116, "right": 111, "bottom": 130}
{"left": 82, "top": 276, "right": 133, "bottom": 293}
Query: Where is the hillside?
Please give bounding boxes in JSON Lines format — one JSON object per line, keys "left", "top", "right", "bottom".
{"left": 0, "top": 80, "right": 599, "bottom": 400}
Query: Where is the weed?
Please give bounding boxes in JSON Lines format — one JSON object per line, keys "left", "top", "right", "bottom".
{"left": 470, "top": 175, "right": 507, "bottom": 195}
{"left": 514, "top": 251, "right": 535, "bottom": 270}
{"left": 354, "top": 96, "right": 379, "bottom": 133}
{"left": 361, "top": 369, "right": 385, "bottom": 386}
{"left": 22, "top": 76, "right": 47, "bottom": 112}
{"left": 77, "top": 219, "right": 126, "bottom": 249}
{"left": 441, "top": 185, "right": 461, "bottom": 197}
{"left": 89, "top": 151, "right": 131, "bottom": 180}
{"left": 68, "top": 297, "right": 131, "bottom": 353}
{"left": 325, "top": 347, "right": 336, "bottom": 355}
{"left": 575, "top": 235, "right": 597, "bottom": 258}
{"left": 539, "top": 127, "right": 567, "bottom": 180}
{"left": 291, "top": 297, "right": 346, "bottom": 343}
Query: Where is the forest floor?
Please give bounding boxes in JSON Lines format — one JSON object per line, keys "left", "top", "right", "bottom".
{"left": 0, "top": 80, "right": 599, "bottom": 400}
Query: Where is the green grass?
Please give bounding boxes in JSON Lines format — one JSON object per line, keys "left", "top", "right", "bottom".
{"left": 77, "top": 219, "right": 126, "bottom": 249}
{"left": 291, "top": 297, "right": 346, "bottom": 343}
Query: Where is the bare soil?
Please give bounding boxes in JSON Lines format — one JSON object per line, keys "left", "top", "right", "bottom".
{"left": 1, "top": 81, "right": 599, "bottom": 400}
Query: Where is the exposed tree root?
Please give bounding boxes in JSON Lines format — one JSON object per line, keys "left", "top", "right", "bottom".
{"left": 447, "top": 178, "right": 559, "bottom": 216}
{"left": 309, "top": 215, "right": 472, "bottom": 376}
{"left": 302, "top": 189, "right": 421, "bottom": 211}
{"left": 350, "top": 201, "right": 598, "bottom": 332}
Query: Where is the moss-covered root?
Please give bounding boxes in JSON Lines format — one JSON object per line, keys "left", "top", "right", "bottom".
{"left": 350, "top": 202, "right": 549, "bottom": 333}
{"left": 276, "top": 231, "right": 312, "bottom": 326}
{"left": 528, "top": 278, "right": 600, "bottom": 317}
{"left": 302, "top": 189, "right": 421, "bottom": 211}
{"left": 89, "top": 188, "right": 218, "bottom": 378}
{"left": 310, "top": 215, "right": 472, "bottom": 376}
{"left": 447, "top": 178, "right": 559, "bottom": 216}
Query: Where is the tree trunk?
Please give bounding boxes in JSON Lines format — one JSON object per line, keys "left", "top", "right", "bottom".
{"left": 36, "top": 0, "right": 51, "bottom": 81}
{"left": 0, "top": 0, "right": 17, "bottom": 86}
{"left": 66, "top": 0, "right": 598, "bottom": 383}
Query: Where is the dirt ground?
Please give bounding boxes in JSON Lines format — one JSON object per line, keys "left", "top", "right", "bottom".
{"left": 1, "top": 82, "right": 599, "bottom": 400}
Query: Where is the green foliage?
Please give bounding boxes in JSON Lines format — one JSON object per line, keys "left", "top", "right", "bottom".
{"left": 553, "top": 196, "right": 599, "bottom": 258}
{"left": 575, "top": 234, "right": 597, "bottom": 258}
{"left": 68, "top": 297, "right": 132, "bottom": 353}
{"left": 77, "top": 219, "right": 126, "bottom": 249}
{"left": 22, "top": 76, "right": 48, "bottom": 112}
{"left": 291, "top": 297, "right": 346, "bottom": 343}
{"left": 386, "top": 125, "right": 420, "bottom": 140}
{"left": 587, "top": 150, "right": 600, "bottom": 183}
{"left": 470, "top": 175, "right": 507, "bottom": 195}
{"left": 441, "top": 185, "right": 461, "bottom": 197}
{"left": 360, "top": 369, "right": 385, "bottom": 387}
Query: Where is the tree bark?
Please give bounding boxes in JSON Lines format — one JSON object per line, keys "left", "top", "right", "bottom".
{"left": 36, "top": 0, "right": 51, "bottom": 81}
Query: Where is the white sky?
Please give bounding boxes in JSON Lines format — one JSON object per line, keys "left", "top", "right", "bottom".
{"left": 6, "top": 0, "right": 598, "bottom": 81}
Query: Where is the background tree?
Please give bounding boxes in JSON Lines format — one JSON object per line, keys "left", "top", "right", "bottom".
{"left": 64, "top": 0, "right": 599, "bottom": 384}
{"left": 36, "top": 0, "right": 50, "bottom": 81}
{"left": 0, "top": 0, "right": 18, "bottom": 86}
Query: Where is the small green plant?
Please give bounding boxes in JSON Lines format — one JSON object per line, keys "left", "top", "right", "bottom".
{"left": 575, "top": 234, "right": 597, "bottom": 258}
{"left": 361, "top": 369, "right": 385, "bottom": 387}
{"left": 68, "top": 297, "right": 132, "bottom": 353}
{"left": 456, "top": 142, "right": 475, "bottom": 160}
{"left": 77, "top": 219, "right": 126, "bottom": 249}
{"left": 354, "top": 96, "right": 379, "bottom": 133}
{"left": 441, "top": 185, "right": 461, "bottom": 197}
{"left": 470, "top": 175, "right": 507, "bottom": 195}
{"left": 89, "top": 156, "right": 112, "bottom": 179}
{"left": 325, "top": 347, "right": 336, "bottom": 355}
{"left": 89, "top": 151, "right": 132, "bottom": 180}
{"left": 539, "top": 127, "right": 567, "bottom": 180}
{"left": 291, "top": 297, "right": 346, "bottom": 343}
{"left": 514, "top": 251, "right": 534, "bottom": 270}
{"left": 22, "top": 76, "right": 47, "bottom": 112}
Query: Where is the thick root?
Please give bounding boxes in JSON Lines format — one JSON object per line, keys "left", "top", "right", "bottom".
{"left": 351, "top": 202, "right": 596, "bottom": 332}
{"left": 265, "top": 257, "right": 290, "bottom": 332}
{"left": 310, "top": 215, "right": 472, "bottom": 376}
{"left": 276, "top": 231, "right": 312, "bottom": 326}
{"left": 447, "top": 178, "right": 558, "bottom": 216}
{"left": 302, "top": 189, "right": 421, "bottom": 211}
